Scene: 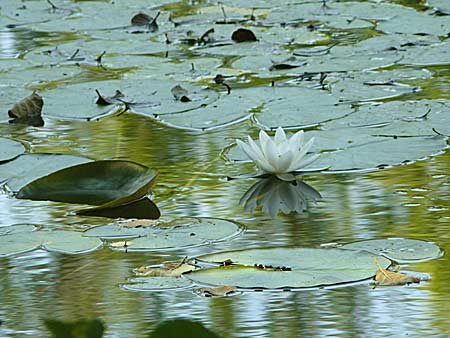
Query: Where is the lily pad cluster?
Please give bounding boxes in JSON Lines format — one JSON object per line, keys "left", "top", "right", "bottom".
{"left": 0, "top": 218, "right": 243, "bottom": 257}
{"left": 2, "top": 0, "right": 448, "bottom": 172}
{"left": 124, "top": 238, "right": 441, "bottom": 292}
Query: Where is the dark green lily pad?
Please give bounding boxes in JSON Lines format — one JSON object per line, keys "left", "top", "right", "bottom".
{"left": 150, "top": 319, "right": 223, "bottom": 338}
{"left": 187, "top": 247, "right": 391, "bottom": 289}
{"left": 84, "top": 217, "right": 242, "bottom": 251}
{"left": 16, "top": 160, "right": 157, "bottom": 205}
{"left": 0, "top": 153, "right": 91, "bottom": 192}
{"left": 45, "top": 318, "right": 104, "bottom": 338}
{"left": 341, "top": 238, "right": 442, "bottom": 263}
{"left": 76, "top": 197, "right": 161, "bottom": 219}
{"left": 0, "top": 138, "right": 25, "bottom": 163}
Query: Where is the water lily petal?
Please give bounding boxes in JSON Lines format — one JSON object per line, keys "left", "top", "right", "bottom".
{"left": 288, "top": 130, "right": 305, "bottom": 150}
{"left": 259, "top": 131, "right": 280, "bottom": 171}
{"left": 274, "top": 150, "right": 294, "bottom": 173}
{"left": 291, "top": 153, "right": 321, "bottom": 172}
{"left": 236, "top": 138, "right": 263, "bottom": 164}
{"left": 236, "top": 139, "right": 257, "bottom": 162}
{"left": 247, "top": 136, "right": 266, "bottom": 163}
{"left": 274, "top": 126, "right": 288, "bottom": 146}
{"left": 255, "top": 159, "right": 276, "bottom": 173}
{"left": 288, "top": 137, "right": 315, "bottom": 171}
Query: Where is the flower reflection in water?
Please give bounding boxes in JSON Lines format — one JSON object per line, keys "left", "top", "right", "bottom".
{"left": 239, "top": 176, "right": 321, "bottom": 218}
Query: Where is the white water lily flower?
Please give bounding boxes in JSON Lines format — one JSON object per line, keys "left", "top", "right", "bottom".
{"left": 236, "top": 127, "right": 320, "bottom": 181}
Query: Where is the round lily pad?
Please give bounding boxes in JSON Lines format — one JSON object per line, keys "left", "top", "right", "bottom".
{"left": 0, "top": 225, "right": 103, "bottom": 256}
{"left": 341, "top": 238, "right": 443, "bottom": 263}
{"left": 0, "top": 224, "right": 41, "bottom": 257}
{"left": 84, "top": 217, "right": 243, "bottom": 251}
{"left": 187, "top": 247, "right": 391, "bottom": 289}
{"left": 122, "top": 277, "right": 194, "bottom": 291}
{"left": 42, "top": 230, "right": 103, "bottom": 254}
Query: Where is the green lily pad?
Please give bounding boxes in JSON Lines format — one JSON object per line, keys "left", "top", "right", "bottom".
{"left": 253, "top": 86, "right": 349, "bottom": 129}
{"left": 187, "top": 247, "right": 391, "bottom": 289}
{"left": 42, "top": 230, "right": 103, "bottom": 254}
{"left": 16, "top": 160, "right": 157, "bottom": 205}
{"left": 0, "top": 153, "right": 91, "bottom": 192}
{"left": 154, "top": 87, "right": 261, "bottom": 130}
{"left": 122, "top": 276, "right": 194, "bottom": 291}
{"left": 40, "top": 80, "right": 128, "bottom": 120}
{"left": 0, "top": 138, "right": 25, "bottom": 163}
{"left": 84, "top": 217, "right": 242, "bottom": 251}
{"left": 0, "top": 225, "right": 41, "bottom": 257}
{"left": 0, "top": 225, "right": 103, "bottom": 257}
{"left": 341, "top": 238, "right": 443, "bottom": 263}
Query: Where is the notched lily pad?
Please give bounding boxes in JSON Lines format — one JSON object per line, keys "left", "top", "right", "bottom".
{"left": 16, "top": 160, "right": 158, "bottom": 206}
{"left": 341, "top": 238, "right": 442, "bottom": 263}
{"left": 187, "top": 247, "right": 391, "bottom": 290}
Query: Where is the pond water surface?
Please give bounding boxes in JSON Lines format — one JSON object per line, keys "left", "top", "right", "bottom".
{"left": 1, "top": 0, "right": 450, "bottom": 337}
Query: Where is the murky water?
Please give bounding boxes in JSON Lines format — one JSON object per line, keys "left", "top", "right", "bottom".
{"left": 1, "top": 1, "right": 450, "bottom": 337}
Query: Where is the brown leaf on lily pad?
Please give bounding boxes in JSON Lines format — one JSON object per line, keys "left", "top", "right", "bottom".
{"left": 372, "top": 256, "right": 421, "bottom": 286}
{"left": 136, "top": 258, "right": 196, "bottom": 277}
{"left": 8, "top": 92, "right": 44, "bottom": 127}
{"left": 197, "top": 285, "right": 238, "bottom": 297}
{"left": 231, "top": 28, "right": 258, "bottom": 42}
{"left": 130, "top": 12, "right": 160, "bottom": 33}
{"left": 171, "top": 85, "right": 191, "bottom": 102}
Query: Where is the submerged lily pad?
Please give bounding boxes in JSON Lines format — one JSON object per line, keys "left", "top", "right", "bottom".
{"left": 17, "top": 160, "right": 157, "bottom": 205}
{"left": 341, "top": 238, "right": 442, "bottom": 263}
{"left": 0, "top": 153, "right": 91, "bottom": 192}
{"left": 0, "top": 138, "right": 25, "bottom": 163}
{"left": 84, "top": 217, "right": 242, "bottom": 251}
{"left": 187, "top": 247, "right": 391, "bottom": 289}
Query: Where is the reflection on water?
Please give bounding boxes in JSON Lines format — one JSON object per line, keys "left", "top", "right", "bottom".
{"left": 240, "top": 177, "right": 321, "bottom": 218}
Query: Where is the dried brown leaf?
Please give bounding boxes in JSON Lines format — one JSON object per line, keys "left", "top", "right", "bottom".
{"left": 136, "top": 258, "right": 196, "bottom": 277}
{"left": 372, "top": 256, "right": 421, "bottom": 286}
{"left": 231, "top": 28, "right": 258, "bottom": 42}
{"left": 8, "top": 92, "right": 44, "bottom": 127}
